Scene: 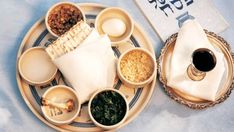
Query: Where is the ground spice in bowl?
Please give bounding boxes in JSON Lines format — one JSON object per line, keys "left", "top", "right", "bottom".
{"left": 47, "top": 3, "right": 84, "bottom": 36}
{"left": 120, "top": 50, "right": 154, "bottom": 83}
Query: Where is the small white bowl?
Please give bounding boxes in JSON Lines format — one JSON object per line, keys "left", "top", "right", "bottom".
{"left": 18, "top": 47, "right": 57, "bottom": 85}
{"left": 95, "top": 7, "right": 134, "bottom": 45}
{"left": 117, "top": 48, "right": 156, "bottom": 88}
{"left": 41, "top": 85, "right": 81, "bottom": 125}
{"left": 88, "top": 88, "right": 129, "bottom": 130}
{"left": 45, "top": 2, "right": 86, "bottom": 37}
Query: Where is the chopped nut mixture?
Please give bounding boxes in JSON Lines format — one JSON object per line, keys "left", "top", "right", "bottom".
{"left": 120, "top": 50, "right": 154, "bottom": 83}
{"left": 48, "top": 4, "right": 83, "bottom": 36}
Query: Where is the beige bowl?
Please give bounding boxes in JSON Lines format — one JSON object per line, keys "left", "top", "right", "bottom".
{"left": 18, "top": 47, "right": 57, "bottom": 85}
{"left": 95, "top": 7, "right": 134, "bottom": 45}
{"left": 117, "top": 48, "right": 156, "bottom": 88}
{"left": 45, "top": 1, "right": 86, "bottom": 37}
{"left": 88, "top": 88, "right": 129, "bottom": 130}
{"left": 41, "top": 85, "right": 81, "bottom": 125}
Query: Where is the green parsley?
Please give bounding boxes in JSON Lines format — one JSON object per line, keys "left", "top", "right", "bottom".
{"left": 91, "top": 91, "right": 127, "bottom": 126}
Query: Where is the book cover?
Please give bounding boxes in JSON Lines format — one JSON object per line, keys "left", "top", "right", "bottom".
{"left": 135, "top": 0, "right": 229, "bottom": 41}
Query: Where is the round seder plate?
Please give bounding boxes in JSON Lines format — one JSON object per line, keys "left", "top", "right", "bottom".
{"left": 16, "top": 3, "right": 157, "bottom": 131}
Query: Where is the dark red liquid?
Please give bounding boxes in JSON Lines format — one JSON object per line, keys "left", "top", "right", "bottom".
{"left": 193, "top": 50, "right": 216, "bottom": 72}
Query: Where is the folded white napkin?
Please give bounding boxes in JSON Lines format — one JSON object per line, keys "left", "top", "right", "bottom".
{"left": 167, "top": 20, "right": 225, "bottom": 101}
{"left": 53, "top": 30, "right": 116, "bottom": 103}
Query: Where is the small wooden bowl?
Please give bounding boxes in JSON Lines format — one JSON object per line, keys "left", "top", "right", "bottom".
{"left": 45, "top": 1, "right": 86, "bottom": 37}
{"left": 18, "top": 47, "right": 57, "bottom": 85}
{"left": 95, "top": 7, "right": 134, "bottom": 45}
{"left": 117, "top": 48, "right": 156, "bottom": 88}
{"left": 41, "top": 85, "right": 81, "bottom": 125}
{"left": 88, "top": 88, "right": 129, "bottom": 130}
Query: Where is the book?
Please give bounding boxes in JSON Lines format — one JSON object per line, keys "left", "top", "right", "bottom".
{"left": 135, "top": 0, "right": 229, "bottom": 42}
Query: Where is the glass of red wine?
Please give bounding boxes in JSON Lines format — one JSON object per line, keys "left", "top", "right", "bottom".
{"left": 187, "top": 48, "right": 216, "bottom": 81}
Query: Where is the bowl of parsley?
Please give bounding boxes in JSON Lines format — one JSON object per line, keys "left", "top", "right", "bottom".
{"left": 88, "top": 88, "right": 129, "bottom": 130}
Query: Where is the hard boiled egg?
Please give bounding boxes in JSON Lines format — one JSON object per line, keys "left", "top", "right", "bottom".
{"left": 102, "top": 18, "right": 126, "bottom": 37}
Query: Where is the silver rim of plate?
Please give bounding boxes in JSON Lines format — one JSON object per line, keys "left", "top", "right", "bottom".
{"left": 16, "top": 3, "right": 156, "bottom": 131}
{"left": 158, "top": 30, "right": 234, "bottom": 109}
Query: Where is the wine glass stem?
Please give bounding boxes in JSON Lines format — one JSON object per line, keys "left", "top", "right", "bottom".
{"left": 187, "top": 64, "right": 206, "bottom": 81}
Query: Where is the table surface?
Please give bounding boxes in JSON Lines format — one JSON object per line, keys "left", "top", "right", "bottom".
{"left": 0, "top": 0, "right": 234, "bottom": 131}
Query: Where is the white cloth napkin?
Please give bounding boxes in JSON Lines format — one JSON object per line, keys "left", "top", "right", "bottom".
{"left": 53, "top": 30, "right": 116, "bottom": 104}
{"left": 167, "top": 20, "right": 225, "bottom": 101}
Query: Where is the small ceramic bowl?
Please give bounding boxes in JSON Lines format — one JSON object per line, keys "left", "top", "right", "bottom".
{"left": 117, "top": 48, "right": 156, "bottom": 88}
{"left": 18, "top": 47, "right": 57, "bottom": 85}
{"left": 95, "top": 7, "right": 134, "bottom": 45}
{"left": 45, "top": 2, "right": 86, "bottom": 37}
{"left": 41, "top": 85, "right": 81, "bottom": 125}
{"left": 88, "top": 88, "right": 129, "bottom": 130}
